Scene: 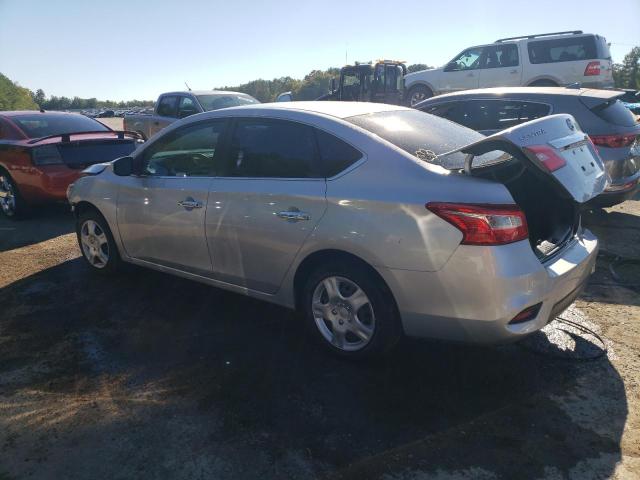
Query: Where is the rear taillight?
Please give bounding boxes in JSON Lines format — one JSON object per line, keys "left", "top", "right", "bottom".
{"left": 426, "top": 203, "right": 529, "bottom": 246}
{"left": 522, "top": 144, "right": 567, "bottom": 172}
{"left": 589, "top": 134, "right": 637, "bottom": 149}
{"left": 584, "top": 61, "right": 601, "bottom": 76}
{"left": 31, "top": 145, "right": 64, "bottom": 165}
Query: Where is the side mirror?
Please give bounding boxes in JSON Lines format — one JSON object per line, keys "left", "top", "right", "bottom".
{"left": 330, "top": 78, "right": 337, "bottom": 93}
{"left": 444, "top": 61, "right": 458, "bottom": 72}
{"left": 113, "top": 156, "right": 134, "bottom": 176}
{"left": 276, "top": 92, "right": 293, "bottom": 102}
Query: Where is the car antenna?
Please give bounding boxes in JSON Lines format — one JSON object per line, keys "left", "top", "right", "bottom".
{"left": 185, "top": 81, "right": 192, "bottom": 91}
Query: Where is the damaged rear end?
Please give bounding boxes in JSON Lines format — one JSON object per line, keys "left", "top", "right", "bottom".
{"left": 436, "top": 114, "right": 607, "bottom": 261}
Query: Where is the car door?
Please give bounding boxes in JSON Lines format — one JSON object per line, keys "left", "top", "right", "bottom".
{"left": 440, "top": 46, "right": 484, "bottom": 92}
{"left": 478, "top": 44, "right": 522, "bottom": 87}
{"left": 206, "top": 117, "right": 327, "bottom": 294}
{"left": 152, "top": 95, "right": 179, "bottom": 136}
{"left": 117, "top": 119, "right": 227, "bottom": 273}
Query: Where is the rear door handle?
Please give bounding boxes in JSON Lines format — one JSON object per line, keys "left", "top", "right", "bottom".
{"left": 466, "top": 72, "right": 474, "bottom": 77}
{"left": 276, "top": 210, "right": 310, "bottom": 222}
{"left": 178, "top": 198, "right": 203, "bottom": 210}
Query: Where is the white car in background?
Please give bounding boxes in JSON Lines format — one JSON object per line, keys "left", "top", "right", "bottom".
{"left": 405, "top": 31, "right": 614, "bottom": 105}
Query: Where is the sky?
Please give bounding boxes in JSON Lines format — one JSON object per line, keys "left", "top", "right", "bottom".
{"left": 1, "top": 0, "right": 639, "bottom": 101}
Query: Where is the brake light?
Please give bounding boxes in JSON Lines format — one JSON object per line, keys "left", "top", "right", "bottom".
{"left": 523, "top": 145, "right": 566, "bottom": 172}
{"left": 589, "top": 134, "right": 637, "bottom": 149}
{"left": 426, "top": 203, "right": 528, "bottom": 246}
{"left": 584, "top": 61, "right": 601, "bottom": 76}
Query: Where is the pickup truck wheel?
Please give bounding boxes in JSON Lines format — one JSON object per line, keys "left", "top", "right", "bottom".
{"left": 76, "top": 210, "right": 121, "bottom": 274}
{"left": 301, "top": 262, "right": 402, "bottom": 359}
{"left": 408, "top": 85, "right": 433, "bottom": 106}
{"left": 0, "top": 170, "right": 27, "bottom": 220}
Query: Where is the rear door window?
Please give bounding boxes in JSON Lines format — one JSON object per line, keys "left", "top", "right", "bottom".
{"left": 527, "top": 36, "right": 598, "bottom": 64}
{"left": 157, "top": 96, "right": 179, "bottom": 117}
{"left": 483, "top": 44, "right": 519, "bottom": 68}
{"left": 315, "top": 129, "right": 362, "bottom": 177}
{"left": 226, "top": 119, "right": 320, "bottom": 178}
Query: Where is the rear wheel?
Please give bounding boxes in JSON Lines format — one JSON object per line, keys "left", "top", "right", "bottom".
{"left": 0, "top": 170, "right": 27, "bottom": 219}
{"left": 529, "top": 79, "right": 558, "bottom": 87}
{"left": 407, "top": 85, "right": 433, "bottom": 106}
{"left": 301, "top": 262, "right": 401, "bottom": 358}
{"left": 76, "top": 210, "right": 121, "bottom": 274}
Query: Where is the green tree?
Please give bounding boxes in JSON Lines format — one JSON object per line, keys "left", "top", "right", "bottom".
{"left": 407, "top": 63, "right": 431, "bottom": 73}
{"left": 0, "top": 73, "right": 38, "bottom": 110}
{"left": 32, "top": 88, "right": 46, "bottom": 107}
{"left": 613, "top": 47, "right": 640, "bottom": 89}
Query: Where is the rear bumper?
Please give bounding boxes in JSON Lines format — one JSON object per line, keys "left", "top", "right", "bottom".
{"left": 19, "top": 166, "right": 82, "bottom": 203}
{"left": 381, "top": 230, "right": 598, "bottom": 344}
{"left": 589, "top": 176, "right": 639, "bottom": 208}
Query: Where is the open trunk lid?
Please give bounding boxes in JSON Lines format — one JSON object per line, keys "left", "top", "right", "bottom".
{"left": 437, "top": 114, "right": 608, "bottom": 204}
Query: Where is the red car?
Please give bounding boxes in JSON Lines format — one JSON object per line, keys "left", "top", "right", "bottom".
{"left": 0, "top": 111, "right": 140, "bottom": 218}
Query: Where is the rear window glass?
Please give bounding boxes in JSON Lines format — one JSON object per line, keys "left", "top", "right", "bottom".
{"left": 11, "top": 114, "right": 108, "bottom": 138}
{"left": 346, "top": 109, "right": 505, "bottom": 169}
{"left": 527, "top": 36, "right": 598, "bottom": 64}
{"left": 58, "top": 140, "right": 136, "bottom": 166}
{"left": 196, "top": 94, "right": 259, "bottom": 111}
{"left": 593, "top": 100, "right": 638, "bottom": 127}
{"left": 315, "top": 129, "right": 362, "bottom": 177}
{"left": 157, "top": 96, "right": 178, "bottom": 117}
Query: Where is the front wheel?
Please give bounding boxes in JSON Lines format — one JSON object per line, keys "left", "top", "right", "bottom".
{"left": 76, "top": 210, "right": 121, "bottom": 274}
{"left": 301, "top": 262, "right": 402, "bottom": 358}
{"left": 407, "top": 85, "right": 433, "bottom": 107}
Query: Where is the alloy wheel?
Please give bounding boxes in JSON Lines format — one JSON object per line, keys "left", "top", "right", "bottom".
{"left": 311, "top": 276, "right": 376, "bottom": 352}
{"left": 0, "top": 174, "right": 16, "bottom": 216}
{"left": 80, "top": 220, "right": 110, "bottom": 268}
{"left": 410, "top": 91, "right": 427, "bottom": 106}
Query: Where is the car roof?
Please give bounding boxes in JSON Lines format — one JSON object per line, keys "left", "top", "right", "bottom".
{"left": 0, "top": 110, "right": 89, "bottom": 118}
{"left": 420, "top": 87, "right": 622, "bottom": 102}
{"left": 161, "top": 90, "right": 253, "bottom": 96}
{"left": 212, "top": 101, "right": 409, "bottom": 119}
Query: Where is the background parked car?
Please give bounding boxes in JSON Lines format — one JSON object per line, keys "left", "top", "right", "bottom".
{"left": 416, "top": 87, "right": 640, "bottom": 207}
{"left": 68, "top": 102, "right": 605, "bottom": 358}
{"left": 96, "top": 110, "right": 115, "bottom": 118}
{"left": 405, "top": 31, "right": 613, "bottom": 105}
{"left": 124, "top": 90, "right": 259, "bottom": 140}
{"left": 617, "top": 89, "right": 640, "bottom": 116}
{"left": 0, "top": 111, "right": 140, "bottom": 218}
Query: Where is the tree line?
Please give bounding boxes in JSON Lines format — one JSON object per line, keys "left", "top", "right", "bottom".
{"left": 0, "top": 48, "right": 638, "bottom": 112}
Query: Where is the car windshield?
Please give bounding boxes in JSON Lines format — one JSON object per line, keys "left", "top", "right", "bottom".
{"left": 196, "top": 94, "right": 259, "bottom": 111}
{"left": 346, "top": 109, "right": 507, "bottom": 169}
{"left": 12, "top": 114, "right": 109, "bottom": 138}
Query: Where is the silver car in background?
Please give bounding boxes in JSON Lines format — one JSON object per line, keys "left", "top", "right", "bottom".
{"left": 68, "top": 102, "right": 605, "bottom": 358}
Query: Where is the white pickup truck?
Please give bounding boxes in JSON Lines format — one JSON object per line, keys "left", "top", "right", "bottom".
{"left": 405, "top": 31, "right": 613, "bottom": 106}
{"left": 124, "top": 90, "right": 259, "bottom": 139}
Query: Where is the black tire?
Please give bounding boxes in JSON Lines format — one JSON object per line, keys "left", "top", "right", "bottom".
{"left": 407, "top": 85, "right": 433, "bottom": 107}
{"left": 300, "top": 261, "right": 402, "bottom": 359}
{"left": 76, "top": 209, "right": 122, "bottom": 274}
{"left": 0, "top": 169, "right": 28, "bottom": 220}
{"left": 528, "top": 79, "right": 558, "bottom": 87}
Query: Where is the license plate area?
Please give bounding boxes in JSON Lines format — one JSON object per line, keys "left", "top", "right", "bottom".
{"left": 561, "top": 140, "right": 598, "bottom": 176}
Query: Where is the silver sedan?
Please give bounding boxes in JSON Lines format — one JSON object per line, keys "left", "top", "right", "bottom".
{"left": 68, "top": 102, "right": 605, "bottom": 358}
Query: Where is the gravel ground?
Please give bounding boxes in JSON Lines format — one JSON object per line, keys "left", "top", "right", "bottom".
{"left": 0, "top": 194, "right": 638, "bottom": 479}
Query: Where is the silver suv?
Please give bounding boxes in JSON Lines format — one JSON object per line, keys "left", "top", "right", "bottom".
{"left": 405, "top": 31, "right": 613, "bottom": 105}
{"left": 68, "top": 102, "right": 604, "bottom": 359}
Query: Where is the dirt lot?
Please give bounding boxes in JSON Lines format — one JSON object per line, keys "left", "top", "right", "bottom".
{"left": 0, "top": 192, "right": 639, "bottom": 479}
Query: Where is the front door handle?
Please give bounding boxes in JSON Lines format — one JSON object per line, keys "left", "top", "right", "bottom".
{"left": 276, "top": 209, "right": 310, "bottom": 222}
{"left": 466, "top": 72, "right": 474, "bottom": 77}
{"left": 178, "top": 197, "right": 203, "bottom": 210}
{"left": 510, "top": 69, "right": 518, "bottom": 74}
